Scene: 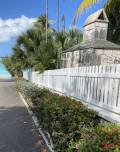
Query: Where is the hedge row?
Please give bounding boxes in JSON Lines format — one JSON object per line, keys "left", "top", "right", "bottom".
{"left": 17, "top": 80, "right": 120, "bottom": 152}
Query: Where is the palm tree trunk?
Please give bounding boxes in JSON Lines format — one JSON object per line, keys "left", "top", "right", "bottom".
{"left": 56, "top": 0, "right": 60, "bottom": 68}
{"left": 57, "top": 0, "right": 60, "bottom": 32}
{"left": 62, "top": 15, "right": 65, "bottom": 32}
{"left": 46, "top": 0, "right": 48, "bottom": 43}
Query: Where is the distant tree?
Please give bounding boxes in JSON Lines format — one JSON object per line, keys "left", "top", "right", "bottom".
{"left": 55, "top": 29, "right": 83, "bottom": 68}
{"left": 56, "top": 29, "right": 83, "bottom": 50}
{"left": 105, "top": 0, "right": 120, "bottom": 44}
{"left": 2, "top": 57, "right": 14, "bottom": 76}
{"left": 67, "top": 29, "right": 83, "bottom": 47}
{"left": 2, "top": 57, "right": 22, "bottom": 77}
{"left": 56, "top": 31, "right": 67, "bottom": 50}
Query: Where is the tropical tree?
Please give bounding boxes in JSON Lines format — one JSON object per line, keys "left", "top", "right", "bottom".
{"left": 66, "top": 29, "right": 83, "bottom": 47}
{"left": 61, "top": 15, "right": 65, "bottom": 31}
{"left": 46, "top": 0, "right": 48, "bottom": 42}
{"left": 57, "top": 0, "right": 60, "bottom": 32}
{"left": 105, "top": 0, "right": 120, "bottom": 44}
{"left": 56, "top": 29, "right": 83, "bottom": 50}
{"left": 56, "top": 31, "right": 67, "bottom": 50}
{"left": 2, "top": 57, "right": 22, "bottom": 77}
{"left": 12, "top": 15, "right": 57, "bottom": 72}
{"left": 3, "top": 13, "right": 84, "bottom": 76}
{"left": 55, "top": 29, "right": 83, "bottom": 68}
{"left": 2, "top": 57, "right": 14, "bottom": 76}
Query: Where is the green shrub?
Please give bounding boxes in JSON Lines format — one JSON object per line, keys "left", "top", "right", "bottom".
{"left": 16, "top": 80, "right": 101, "bottom": 151}
{"left": 80, "top": 124, "right": 120, "bottom": 152}
{"left": 31, "top": 96, "right": 99, "bottom": 151}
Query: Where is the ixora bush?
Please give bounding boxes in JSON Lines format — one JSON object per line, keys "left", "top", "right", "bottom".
{"left": 16, "top": 80, "right": 120, "bottom": 152}
{"left": 80, "top": 124, "right": 120, "bottom": 152}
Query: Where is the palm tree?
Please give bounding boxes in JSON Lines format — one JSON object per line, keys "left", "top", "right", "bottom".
{"left": 2, "top": 57, "right": 15, "bottom": 77}
{"left": 56, "top": 29, "right": 83, "bottom": 50}
{"left": 12, "top": 15, "right": 57, "bottom": 72}
{"left": 73, "top": 0, "right": 100, "bottom": 24}
{"left": 67, "top": 29, "right": 83, "bottom": 47}
{"left": 56, "top": 31, "right": 67, "bottom": 50}
{"left": 62, "top": 15, "right": 65, "bottom": 32}
{"left": 57, "top": 0, "right": 60, "bottom": 32}
{"left": 46, "top": 0, "right": 48, "bottom": 43}
{"left": 3, "top": 15, "right": 58, "bottom": 75}
{"left": 35, "top": 15, "right": 46, "bottom": 29}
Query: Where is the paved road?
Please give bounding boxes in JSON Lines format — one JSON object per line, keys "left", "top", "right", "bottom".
{"left": 0, "top": 80, "right": 46, "bottom": 152}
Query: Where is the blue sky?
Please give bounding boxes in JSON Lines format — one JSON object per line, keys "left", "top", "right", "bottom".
{"left": 0, "top": 0, "right": 107, "bottom": 57}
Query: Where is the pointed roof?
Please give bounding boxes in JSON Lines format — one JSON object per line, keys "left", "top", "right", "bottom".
{"left": 84, "top": 9, "right": 109, "bottom": 27}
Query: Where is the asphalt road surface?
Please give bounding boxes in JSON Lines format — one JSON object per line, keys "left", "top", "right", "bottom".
{"left": 0, "top": 79, "right": 46, "bottom": 152}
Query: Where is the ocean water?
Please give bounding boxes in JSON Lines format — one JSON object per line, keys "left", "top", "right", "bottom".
{"left": 0, "top": 58, "right": 11, "bottom": 78}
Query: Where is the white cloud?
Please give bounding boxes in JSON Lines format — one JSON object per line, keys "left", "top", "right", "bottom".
{"left": 0, "top": 15, "right": 36, "bottom": 42}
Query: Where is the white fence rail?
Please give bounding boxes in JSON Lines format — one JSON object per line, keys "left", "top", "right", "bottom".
{"left": 23, "top": 65, "right": 120, "bottom": 123}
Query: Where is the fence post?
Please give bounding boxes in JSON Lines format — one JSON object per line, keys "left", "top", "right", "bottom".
{"left": 47, "top": 70, "right": 50, "bottom": 88}
{"left": 66, "top": 68, "right": 71, "bottom": 96}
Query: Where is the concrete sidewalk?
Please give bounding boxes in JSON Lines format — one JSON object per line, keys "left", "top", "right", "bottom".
{"left": 0, "top": 80, "right": 46, "bottom": 152}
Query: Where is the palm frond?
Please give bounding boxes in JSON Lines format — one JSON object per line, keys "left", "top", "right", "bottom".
{"left": 73, "top": 0, "right": 99, "bottom": 24}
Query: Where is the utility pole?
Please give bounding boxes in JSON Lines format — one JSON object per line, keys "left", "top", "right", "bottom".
{"left": 46, "top": 0, "right": 48, "bottom": 43}
{"left": 57, "top": 0, "right": 60, "bottom": 32}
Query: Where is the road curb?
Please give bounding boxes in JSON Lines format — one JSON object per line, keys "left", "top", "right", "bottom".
{"left": 19, "top": 92, "right": 54, "bottom": 152}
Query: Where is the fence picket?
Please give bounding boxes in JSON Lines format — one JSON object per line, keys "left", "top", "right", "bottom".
{"left": 23, "top": 64, "right": 120, "bottom": 116}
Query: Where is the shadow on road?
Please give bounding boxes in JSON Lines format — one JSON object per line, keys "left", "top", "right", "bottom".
{"left": 0, "top": 80, "right": 47, "bottom": 152}
{"left": 0, "top": 106, "right": 43, "bottom": 152}
{"left": 0, "top": 78, "right": 15, "bottom": 82}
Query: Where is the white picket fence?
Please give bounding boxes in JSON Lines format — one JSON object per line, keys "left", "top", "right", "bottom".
{"left": 23, "top": 64, "right": 120, "bottom": 123}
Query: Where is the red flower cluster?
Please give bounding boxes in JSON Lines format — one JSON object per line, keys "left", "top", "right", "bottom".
{"left": 101, "top": 140, "right": 120, "bottom": 151}
{"left": 100, "top": 127, "right": 120, "bottom": 150}
{"left": 101, "top": 143, "right": 116, "bottom": 150}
